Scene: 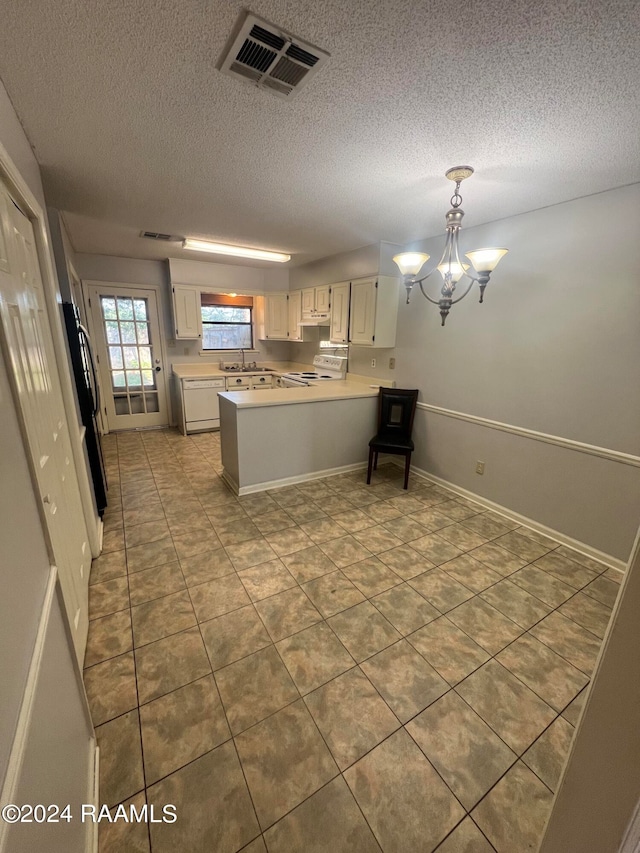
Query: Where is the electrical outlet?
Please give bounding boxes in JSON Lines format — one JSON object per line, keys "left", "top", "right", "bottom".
{"left": 371, "top": 358, "right": 376, "bottom": 368}
{"left": 476, "top": 461, "right": 485, "bottom": 475}
{"left": 389, "top": 357, "right": 395, "bottom": 369}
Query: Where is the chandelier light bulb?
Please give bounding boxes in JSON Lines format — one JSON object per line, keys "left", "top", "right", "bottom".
{"left": 392, "top": 252, "right": 430, "bottom": 277}
{"left": 436, "top": 261, "right": 469, "bottom": 283}
{"left": 464, "top": 248, "right": 509, "bottom": 273}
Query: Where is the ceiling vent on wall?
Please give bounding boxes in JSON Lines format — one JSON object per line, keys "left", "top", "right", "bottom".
{"left": 219, "top": 13, "right": 330, "bottom": 99}
{"left": 140, "top": 231, "right": 176, "bottom": 241}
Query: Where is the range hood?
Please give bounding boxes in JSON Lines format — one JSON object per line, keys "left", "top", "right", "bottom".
{"left": 298, "top": 314, "right": 330, "bottom": 326}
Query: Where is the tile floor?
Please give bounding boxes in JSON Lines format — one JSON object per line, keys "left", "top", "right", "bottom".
{"left": 86, "top": 428, "right": 622, "bottom": 853}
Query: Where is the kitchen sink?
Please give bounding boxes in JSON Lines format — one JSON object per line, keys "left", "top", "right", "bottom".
{"left": 221, "top": 366, "right": 274, "bottom": 373}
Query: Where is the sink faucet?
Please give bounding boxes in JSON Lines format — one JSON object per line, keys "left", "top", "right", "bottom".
{"left": 240, "top": 349, "right": 245, "bottom": 368}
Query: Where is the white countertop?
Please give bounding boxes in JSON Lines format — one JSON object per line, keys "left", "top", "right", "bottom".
{"left": 219, "top": 379, "right": 381, "bottom": 409}
{"left": 172, "top": 361, "right": 302, "bottom": 380}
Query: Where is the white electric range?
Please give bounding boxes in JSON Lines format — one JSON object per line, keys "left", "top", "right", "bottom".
{"left": 279, "top": 355, "right": 347, "bottom": 387}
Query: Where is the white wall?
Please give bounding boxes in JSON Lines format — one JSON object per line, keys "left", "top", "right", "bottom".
{"left": 392, "top": 185, "right": 640, "bottom": 562}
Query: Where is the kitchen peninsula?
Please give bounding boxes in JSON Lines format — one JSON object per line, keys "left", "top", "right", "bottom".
{"left": 218, "top": 381, "right": 383, "bottom": 494}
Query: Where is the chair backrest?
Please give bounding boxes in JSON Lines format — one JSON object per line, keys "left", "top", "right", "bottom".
{"left": 376, "top": 388, "right": 419, "bottom": 437}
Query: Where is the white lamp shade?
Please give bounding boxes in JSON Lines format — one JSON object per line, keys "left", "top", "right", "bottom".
{"left": 436, "top": 261, "right": 470, "bottom": 283}
{"left": 464, "top": 248, "right": 508, "bottom": 273}
{"left": 392, "top": 252, "right": 430, "bottom": 277}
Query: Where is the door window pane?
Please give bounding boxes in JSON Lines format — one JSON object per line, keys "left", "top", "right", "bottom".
{"left": 117, "top": 298, "right": 134, "bottom": 320}
{"left": 133, "top": 299, "right": 147, "bottom": 320}
{"left": 120, "top": 322, "right": 137, "bottom": 344}
{"left": 142, "top": 370, "right": 155, "bottom": 387}
{"left": 105, "top": 321, "right": 120, "bottom": 344}
{"left": 126, "top": 370, "right": 142, "bottom": 388}
{"left": 112, "top": 371, "right": 126, "bottom": 388}
{"left": 101, "top": 298, "right": 117, "bottom": 319}
{"left": 139, "top": 347, "right": 152, "bottom": 369}
{"left": 145, "top": 393, "right": 159, "bottom": 413}
{"left": 109, "top": 346, "right": 123, "bottom": 369}
{"left": 136, "top": 323, "right": 149, "bottom": 344}
{"left": 123, "top": 346, "right": 140, "bottom": 368}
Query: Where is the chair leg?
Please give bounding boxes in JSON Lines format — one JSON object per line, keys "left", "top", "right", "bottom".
{"left": 403, "top": 452, "right": 411, "bottom": 490}
{"left": 373, "top": 451, "right": 378, "bottom": 471}
{"left": 367, "top": 448, "right": 374, "bottom": 484}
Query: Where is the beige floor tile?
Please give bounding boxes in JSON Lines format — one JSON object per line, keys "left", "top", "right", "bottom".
{"left": 447, "top": 597, "right": 523, "bottom": 655}
{"left": 281, "top": 545, "right": 338, "bottom": 583}
{"left": 299, "top": 516, "right": 349, "bottom": 543}
{"left": 124, "top": 519, "right": 171, "bottom": 548}
{"left": 408, "top": 506, "right": 454, "bottom": 531}
{"left": 352, "top": 524, "right": 405, "bottom": 555}
{"left": 530, "top": 610, "right": 602, "bottom": 674}
{"left": 128, "top": 561, "right": 185, "bottom": 606}
{"left": 372, "top": 583, "right": 440, "bottom": 635}
{"left": 407, "top": 691, "right": 516, "bottom": 809}
{"left": 468, "top": 542, "right": 528, "bottom": 577}
{"left": 89, "top": 576, "right": 130, "bottom": 620}
{"left": 319, "top": 534, "right": 374, "bottom": 568}
{"left": 90, "top": 549, "right": 127, "bottom": 585}
{"left": 408, "top": 617, "right": 490, "bottom": 686}
{"left": 582, "top": 575, "right": 620, "bottom": 608}
{"left": 437, "top": 523, "right": 489, "bottom": 551}
{"left": 365, "top": 501, "right": 404, "bottom": 523}
{"left": 411, "top": 533, "right": 464, "bottom": 565}
{"left": 441, "top": 554, "right": 503, "bottom": 593}
{"left": 304, "top": 667, "right": 400, "bottom": 770}
{"left": 84, "top": 652, "right": 137, "bottom": 726}
{"left": 226, "top": 538, "right": 279, "bottom": 570}
{"left": 559, "top": 592, "right": 612, "bottom": 638}
{"left": 126, "top": 538, "right": 178, "bottom": 574}
{"left": 131, "top": 589, "right": 196, "bottom": 646}
{"left": 235, "top": 700, "right": 338, "bottom": 830}
{"left": 201, "top": 605, "right": 272, "bottom": 670}
{"left": 238, "top": 559, "right": 297, "bottom": 601}
{"left": 480, "top": 579, "right": 551, "bottom": 630}
{"left": 509, "top": 565, "right": 575, "bottom": 607}
{"left": 472, "top": 761, "right": 553, "bottom": 853}
{"left": 361, "top": 639, "right": 448, "bottom": 722}
{"left": 456, "top": 661, "right": 556, "bottom": 754}
{"left": 378, "top": 544, "right": 436, "bottom": 580}
{"left": 555, "top": 545, "right": 610, "bottom": 574}
{"left": 254, "top": 586, "right": 322, "bottom": 641}
{"left": 172, "top": 528, "right": 222, "bottom": 560}
{"left": 140, "top": 675, "right": 230, "bottom": 784}
{"left": 215, "top": 645, "right": 299, "bottom": 734}
{"left": 180, "top": 547, "right": 235, "bottom": 587}
{"left": 216, "top": 517, "right": 262, "bottom": 546}
{"left": 342, "top": 556, "right": 402, "bottom": 597}
{"left": 493, "top": 530, "right": 552, "bottom": 561}
{"left": 562, "top": 688, "right": 588, "bottom": 725}
{"left": 462, "top": 513, "right": 512, "bottom": 540}
{"left": 189, "top": 574, "right": 251, "bottom": 622}
{"left": 345, "top": 729, "right": 465, "bottom": 853}
{"left": 135, "top": 626, "right": 211, "bottom": 704}
{"left": 523, "top": 716, "right": 574, "bottom": 791}
{"left": 98, "top": 792, "right": 150, "bottom": 853}
{"left": 252, "top": 508, "right": 297, "bottom": 535}
{"left": 85, "top": 609, "right": 132, "bottom": 667}
{"left": 95, "top": 709, "right": 144, "bottom": 807}
{"left": 409, "top": 569, "right": 474, "bottom": 612}
{"left": 276, "top": 622, "right": 354, "bottom": 694}
{"left": 147, "top": 742, "right": 260, "bottom": 853}
{"left": 532, "top": 552, "right": 599, "bottom": 590}
{"left": 333, "top": 509, "right": 378, "bottom": 533}
{"left": 264, "top": 776, "right": 379, "bottom": 853}
{"left": 328, "top": 601, "right": 401, "bottom": 662}
{"left": 302, "top": 569, "right": 365, "bottom": 617}
{"left": 435, "top": 818, "right": 494, "bottom": 853}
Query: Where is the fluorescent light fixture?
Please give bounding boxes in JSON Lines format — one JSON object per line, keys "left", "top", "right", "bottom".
{"left": 183, "top": 238, "right": 290, "bottom": 263}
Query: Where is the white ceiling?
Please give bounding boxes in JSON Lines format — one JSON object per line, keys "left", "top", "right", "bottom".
{"left": 1, "top": 0, "right": 639, "bottom": 267}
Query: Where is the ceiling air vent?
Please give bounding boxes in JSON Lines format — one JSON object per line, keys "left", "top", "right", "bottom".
{"left": 219, "top": 12, "right": 329, "bottom": 99}
{"left": 140, "top": 231, "right": 174, "bottom": 241}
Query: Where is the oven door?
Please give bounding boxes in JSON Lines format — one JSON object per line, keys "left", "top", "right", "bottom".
{"left": 280, "top": 376, "right": 309, "bottom": 388}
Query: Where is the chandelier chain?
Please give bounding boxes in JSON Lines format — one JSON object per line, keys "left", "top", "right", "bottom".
{"left": 450, "top": 180, "right": 463, "bottom": 209}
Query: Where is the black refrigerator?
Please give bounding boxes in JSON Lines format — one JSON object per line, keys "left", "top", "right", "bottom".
{"left": 62, "top": 301, "right": 108, "bottom": 515}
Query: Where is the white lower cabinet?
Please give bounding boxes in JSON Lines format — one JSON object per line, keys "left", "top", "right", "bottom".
{"left": 348, "top": 275, "right": 399, "bottom": 347}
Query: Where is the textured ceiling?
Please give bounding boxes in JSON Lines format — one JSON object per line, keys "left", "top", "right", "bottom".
{"left": 1, "top": 0, "right": 639, "bottom": 266}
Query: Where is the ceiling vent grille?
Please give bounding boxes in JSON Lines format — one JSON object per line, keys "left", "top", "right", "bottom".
{"left": 219, "top": 12, "right": 329, "bottom": 99}
{"left": 140, "top": 231, "right": 174, "bottom": 241}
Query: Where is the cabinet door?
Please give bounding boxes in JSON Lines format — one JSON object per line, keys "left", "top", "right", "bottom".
{"left": 265, "top": 293, "right": 289, "bottom": 339}
{"left": 288, "top": 290, "right": 302, "bottom": 341}
{"left": 301, "top": 287, "right": 315, "bottom": 315}
{"left": 315, "top": 285, "right": 331, "bottom": 314}
{"left": 172, "top": 285, "right": 202, "bottom": 339}
{"left": 330, "top": 282, "right": 350, "bottom": 343}
{"left": 349, "top": 278, "right": 377, "bottom": 345}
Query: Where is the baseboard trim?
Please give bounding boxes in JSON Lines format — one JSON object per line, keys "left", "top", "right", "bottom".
{"left": 416, "top": 402, "right": 640, "bottom": 469}
{"left": 0, "top": 566, "right": 57, "bottom": 853}
{"left": 223, "top": 461, "right": 369, "bottom": 496}
{"left": 394, "top": 459, "right": 627, "bottom": 573}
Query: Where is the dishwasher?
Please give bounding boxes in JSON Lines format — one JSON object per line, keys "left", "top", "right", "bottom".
{"left": 182, "top": 377, "right": 225, "bottom": 433}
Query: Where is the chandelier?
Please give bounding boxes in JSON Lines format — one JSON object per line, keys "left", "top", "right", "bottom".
{"left": 393, "top": 166, "right": 508, "bottom": 326}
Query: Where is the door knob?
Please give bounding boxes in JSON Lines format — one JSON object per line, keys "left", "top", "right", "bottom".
{"left": 155, "top": 366, "right": 161, "bottom": 372}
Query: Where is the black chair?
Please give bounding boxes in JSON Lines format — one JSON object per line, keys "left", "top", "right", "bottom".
{"left": 367, "top": 388, "right": 419, "bottom": 490}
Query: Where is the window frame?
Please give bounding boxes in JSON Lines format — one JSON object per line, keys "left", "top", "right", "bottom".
{"left": 200, "top": 294, "right": 254, "bottom": 352}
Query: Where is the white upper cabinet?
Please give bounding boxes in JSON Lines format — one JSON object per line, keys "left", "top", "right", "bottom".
{"left": 301, "top": 284, "right": 331, "bottom": 316}
{"left": 348, "top": 276, "right": 399, "bottom": 347}
{"left": 172, "top": 284, "right": 202, "bottom": 339}
{"left": 263, "top": 292, "right": 289, "bottom": 340}
{"left": 330, "top": 281, "right": 350, "bottom": 344}
{"left": 288, "top": 289, "right": 303, "bottom": 341}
